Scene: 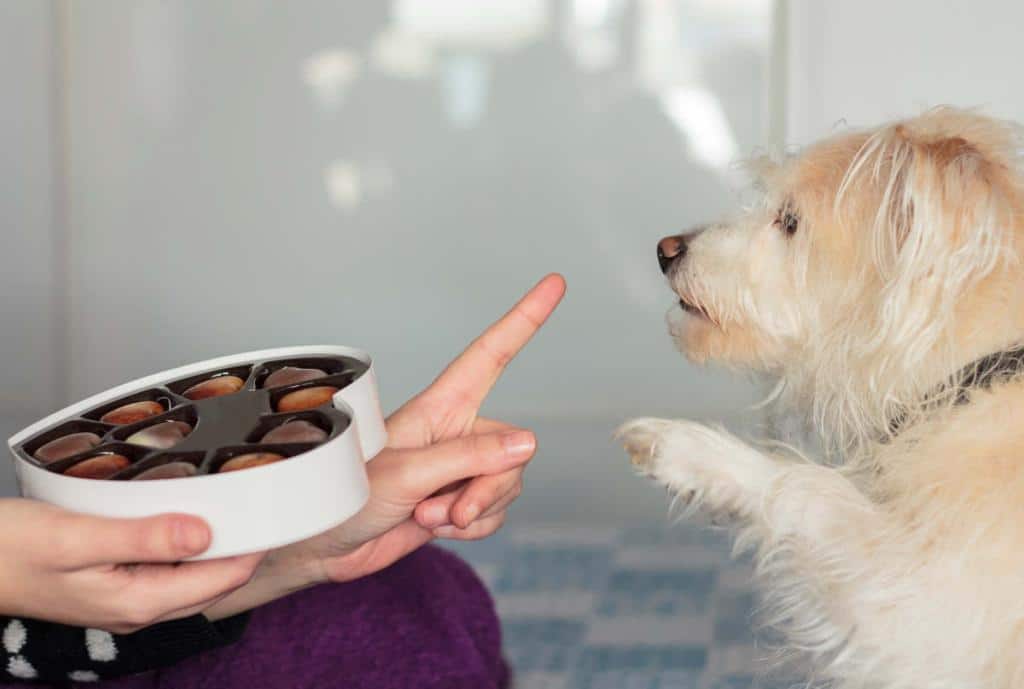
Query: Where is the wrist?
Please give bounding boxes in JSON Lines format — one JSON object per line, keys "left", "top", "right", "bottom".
{"left": 202, "top": 546, "right": 324, "bottom": 621}
{"left": 268, "top": 541, "right": 328, "bottom": 590}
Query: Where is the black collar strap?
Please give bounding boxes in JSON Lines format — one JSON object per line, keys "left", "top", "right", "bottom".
{"left": 887, "top": 345, "right": 1024, "bottom": 438}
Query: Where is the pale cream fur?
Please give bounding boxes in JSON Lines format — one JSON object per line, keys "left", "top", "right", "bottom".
{"left": 619, "top": 107, "right": 1024, "bottom": 689}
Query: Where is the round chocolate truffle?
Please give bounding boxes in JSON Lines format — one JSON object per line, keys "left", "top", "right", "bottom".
{"left": 219, "top": 452, "right": 285, "bottom": 473}
{"left": 263, "top": 366, "right": 327, "bottom": 389}
{"left": 100, "top": 400, "right": 164, "bottom": 425}
{"left": 132, "top": 461, "right": 198, "bottom": 480}
{"left": 261, "top": 420, "right": 328, "bottom": 444}
{"left": 126, "top": 421, "right": 192, "bottom": 449}
{"left": 34, "top": 432, "right": 102, "bottom": 464}
{"left": 63, "top": 454, "right": 131, "bottom": 480}
{"left": 182, "top": 375, "right": 245, "bottom": 401}
{"left": 275, "top": 386, "right": 339, "bottom": 413}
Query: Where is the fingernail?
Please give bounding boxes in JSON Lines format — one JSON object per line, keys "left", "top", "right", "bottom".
{"left": 501, "top": 431, "right": 535, "bottom": 458}
{"left": 175, "top": 520, "right": 209, "bottom": 553}
{"left": 463, "top": 503, "right": 480, "bottom": 524}
{"left": 422, "top": 504, "right": 449, "bottom": 528}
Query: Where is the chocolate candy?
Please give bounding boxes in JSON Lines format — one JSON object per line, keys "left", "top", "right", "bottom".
{"left": 100, "top": 400, "right": 164, "bottom": 425}
{"left": 219, "top": 452, "right": 285, "bottom": 473}
{"left": 261, "top": 420, "right": 328, "bottom": 444}
{"left": 276, "top": 386, "right": 339, "bottom": 412}
{"left": 35, "top": 432, "right": 102, "bottom": 464}
{"left": 132, "top": 461, "right": 198, "bottom": 480}
{"left": 63, "top": 454, "right": 131, "bottom": 479}
{"left": 126, "top": 421, "right": 192, "bottom": 449}
{"left": 263, "top": 366, "right": 327, "bottom": 389}
{"left": 182, "top": 375, "right": 245, "bottom": 401}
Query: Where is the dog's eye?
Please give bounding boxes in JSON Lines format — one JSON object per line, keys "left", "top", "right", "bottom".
{"left": 774, "top": 209, "right": 799, "bottom": 236}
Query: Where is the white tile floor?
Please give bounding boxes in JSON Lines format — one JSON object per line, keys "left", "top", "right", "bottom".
{"left": 444, "top": 523, "right": 807, "bottom": 689}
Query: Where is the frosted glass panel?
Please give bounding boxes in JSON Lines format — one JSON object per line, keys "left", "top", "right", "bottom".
{"left": 64, "top": 0, "right": 775, "bottom": 419}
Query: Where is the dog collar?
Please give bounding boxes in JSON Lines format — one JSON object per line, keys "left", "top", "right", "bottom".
{"left": 887, "top": 345, "right": 1024, "bottom": 437}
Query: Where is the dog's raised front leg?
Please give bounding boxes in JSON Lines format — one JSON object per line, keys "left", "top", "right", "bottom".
{"left": 619, "top": 418, "right": 888, "bottom": 681}
{"left": 617, "top": 418, "right": 782, "bottom": 522}
{"left": 617, "top": 418, "right": 878, "bottom": 537}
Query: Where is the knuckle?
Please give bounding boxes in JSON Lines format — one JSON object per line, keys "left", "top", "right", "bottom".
{"left": 151, "top": 516, "right": 186, "bottom": 557}
{"left": 465, "top": 434, "right": 487, "bottom": 458}
{"left": 123, "top": 519, "right": 164, "bottom": 561}
{"left": 153, "top": 515, "right": 205, "bottom": 560}
{"left": 132, "top": 533, "right": 165, "bottom": 563}
{"left": 475, "top": 433, "right": 504, "bottom": 461}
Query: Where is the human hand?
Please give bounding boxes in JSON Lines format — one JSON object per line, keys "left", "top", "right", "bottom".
{"left": 0, "top": 499, "right": 263, "bottom": 633}
{"left": 203, "top": 275, "right": 565, "bottom": 618}
{"left": 388, "top": 273, "right": 567, "bottom": 532}
{"left": 297, "top": 273, "right": 565, "bottom": 575}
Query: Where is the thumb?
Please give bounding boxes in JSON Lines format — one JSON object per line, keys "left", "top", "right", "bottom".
{"left": 379, "top": 429, "right": 536, "bottom": 502}
{"left": 64, "top": 512, "right": 211, "bottom": 567}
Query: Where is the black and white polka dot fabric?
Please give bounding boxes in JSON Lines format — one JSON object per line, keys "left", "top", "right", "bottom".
{"left": 4, "top": 620, "right": 35, "bottom": 681}
{"left": 0, "top": 613, "right": 249, "bottom": 684}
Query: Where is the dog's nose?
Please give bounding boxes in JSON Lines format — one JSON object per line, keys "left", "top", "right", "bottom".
{"left": 657, "top": 230, "right": 700, "bottom": 274}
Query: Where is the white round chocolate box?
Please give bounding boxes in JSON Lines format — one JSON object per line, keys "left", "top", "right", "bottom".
{"left": 6, "top": 346, "right": 387, "bottom": 560}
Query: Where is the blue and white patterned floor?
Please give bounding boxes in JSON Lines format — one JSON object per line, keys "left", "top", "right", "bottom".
{"left": 445, "top": 522, "right": 805, "bottom": 689}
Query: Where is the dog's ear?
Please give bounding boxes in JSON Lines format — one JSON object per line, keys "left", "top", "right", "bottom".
{"left": 845, "top": 123, "right": 1010, "bottom": 293}
{"left": 836, "top": 119, "right": 1013, "bottom": 357}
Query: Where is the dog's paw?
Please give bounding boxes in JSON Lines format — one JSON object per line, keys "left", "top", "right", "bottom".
{"left": 618, "top": 418, "right": 777, "bottom": 521}
{"left": 616, "top": 417, "right": 678, "bottom": 474}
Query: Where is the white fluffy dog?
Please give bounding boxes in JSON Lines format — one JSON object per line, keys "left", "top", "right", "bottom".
{"left": 619, "top": 107, "right": 1024, "bottom": 689}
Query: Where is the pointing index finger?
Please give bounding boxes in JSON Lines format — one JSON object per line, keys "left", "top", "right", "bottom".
{"left": 430, "top": 274, "right": 565, "bottom": 408}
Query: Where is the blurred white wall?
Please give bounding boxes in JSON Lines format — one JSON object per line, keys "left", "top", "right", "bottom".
{"left": 59, "top": 0, "right": 773, "bottom": 427}
{"left": 785, "top": 0, "right": 1024, "bottom": 145}
{"left": 0, "top": 3, "right": 60, "bottom": 427}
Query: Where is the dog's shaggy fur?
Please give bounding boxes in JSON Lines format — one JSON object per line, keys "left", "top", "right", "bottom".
{"left": 619, "top": 107, "right": 1024, "bottom": 689}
